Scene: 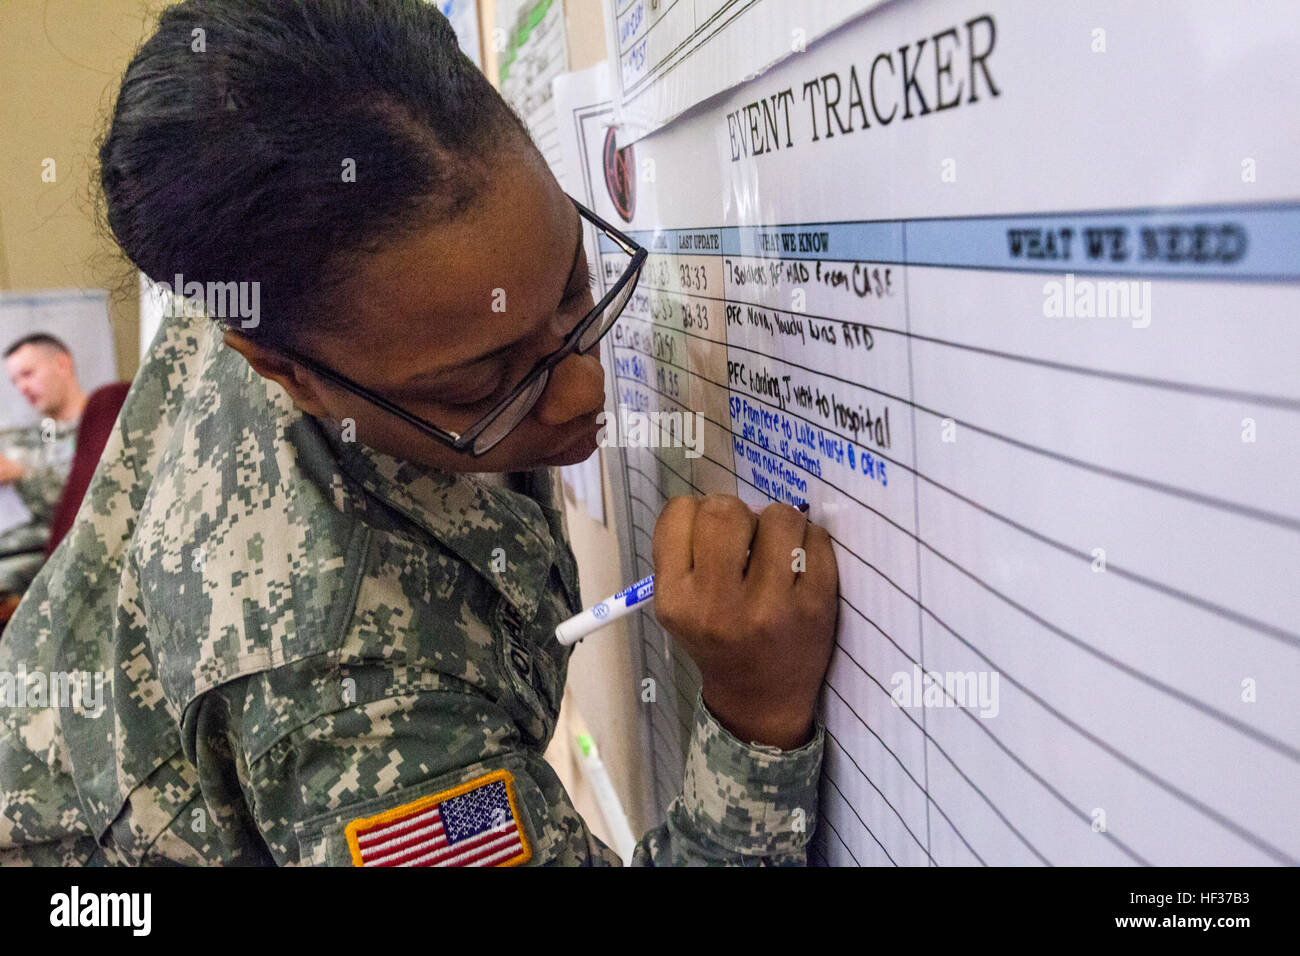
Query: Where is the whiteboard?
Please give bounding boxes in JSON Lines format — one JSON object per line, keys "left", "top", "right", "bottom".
{"left": 554, "top": 0, "right": 1300, "bottom": 865}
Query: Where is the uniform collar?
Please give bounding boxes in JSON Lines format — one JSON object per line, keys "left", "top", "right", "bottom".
{"left": 320, "top": 426, "right": 569, "bottom": 622}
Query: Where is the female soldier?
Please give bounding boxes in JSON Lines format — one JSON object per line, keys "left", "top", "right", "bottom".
{"left": 0, "top": 0, "right": 837, "bottom": 866}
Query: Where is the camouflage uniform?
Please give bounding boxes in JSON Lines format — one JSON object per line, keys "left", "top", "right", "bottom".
{"left": 0, "top": 305, "right": 823, "bottom": 866}
{"left": 0, "top": 419, "right": 77, "bottom": 595}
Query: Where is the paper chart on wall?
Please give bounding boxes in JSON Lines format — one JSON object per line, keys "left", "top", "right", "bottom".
{"left": 498, "top": 0, "right": 571, "bottom": 174}
{"left": 554, "top": 0, "right": 1300, "bottom": 866}
{"left": 601, "top": 0, "right": 882, "bottom": 146}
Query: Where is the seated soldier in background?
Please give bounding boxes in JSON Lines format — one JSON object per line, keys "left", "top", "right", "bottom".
{"left": 0, "top": 333, "right": 85, "bottom": 599}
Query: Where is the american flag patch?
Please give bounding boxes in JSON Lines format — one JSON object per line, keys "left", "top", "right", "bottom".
{"left": 345, "top": 769, "right": 532, "bottom": 867}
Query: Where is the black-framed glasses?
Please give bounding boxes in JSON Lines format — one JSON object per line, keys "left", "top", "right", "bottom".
{"left": 269, "top": 195, "right": 646, "bottom": 457}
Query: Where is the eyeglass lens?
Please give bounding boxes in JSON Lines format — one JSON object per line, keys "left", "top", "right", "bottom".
{"left": 472, "top": 368, "right": 550, "bottom": 455}
{"left": 472, "top": 259, "right": 643, "bottom": 454}
{"left": 579, "top": 260, "right": 642, "bottom": 352}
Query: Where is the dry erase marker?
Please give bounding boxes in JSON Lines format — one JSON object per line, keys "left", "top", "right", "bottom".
{"left": 555, "top": 573, "right": 655, "bottom": 645}
{"left": 554, "top": 500, "right": 810, "bottom": 645}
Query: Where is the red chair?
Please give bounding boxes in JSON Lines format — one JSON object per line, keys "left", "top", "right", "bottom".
{"left": 45, "top": 381, "right": 132, "bottom": 557}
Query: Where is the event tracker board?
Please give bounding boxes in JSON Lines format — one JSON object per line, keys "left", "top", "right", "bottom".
{"left": 557, "top": 0, "right": 1300, "bottom": 865}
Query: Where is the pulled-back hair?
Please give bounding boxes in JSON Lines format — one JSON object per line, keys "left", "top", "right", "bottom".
{"left": 99, "top": 0, "right": 532, "bottom": 346}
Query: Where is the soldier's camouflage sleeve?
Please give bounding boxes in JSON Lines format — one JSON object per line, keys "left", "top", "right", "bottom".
{"left": 0, "top": 304, "right": 826, "bottom": 867}
{"left": 14, "top": 459, "right": 70, "bottom": 525}
{"left": 180, "top": 658, "right": 822, "bottom": 867}
{"left": 0, "top": 701, "right": 101, "bottom": 866}
{"left": 170, "top": 650, "right": 826, "bottom": 866}
{"left": 0, "top": 422, "right": 76, "bottom": 593}
{"left": 4, "top": 420, "right": 77, "bottom": 524}
{"left": 633, "top": 695, "right": 824, "bottom": 865}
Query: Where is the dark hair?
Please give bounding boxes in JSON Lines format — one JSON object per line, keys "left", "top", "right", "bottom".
{"left": 4, "top": 333, "right": 72, "bottom": 359}
{"left": 99, "top": 0, "right": 533, "bottom": 347}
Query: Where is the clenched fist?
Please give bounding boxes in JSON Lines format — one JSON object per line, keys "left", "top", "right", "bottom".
{"left": 652, "top": 494, "right": 839, "bottom": 750}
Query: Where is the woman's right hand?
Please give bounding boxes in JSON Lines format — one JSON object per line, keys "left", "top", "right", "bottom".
{"left": 651, "top": 494, "right": 839, "bottom": 750}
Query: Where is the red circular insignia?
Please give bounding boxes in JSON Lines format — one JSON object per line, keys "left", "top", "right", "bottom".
{"left": 603, "top": 126, "right": 635, "bottom": 223}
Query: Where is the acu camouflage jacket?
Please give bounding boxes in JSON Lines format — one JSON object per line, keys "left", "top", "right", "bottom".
{"left": 0, "top": 305, "right": 823, "bottom": 866}
{"left": 0, "top": 418, "right": 78, "bottom": 594}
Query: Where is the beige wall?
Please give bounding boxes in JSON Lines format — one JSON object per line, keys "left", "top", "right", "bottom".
{"left": 0, "top": 0, "right": 611, "bottom": 390}
{"left": 561, "top": 0, "right": 607, "bottom": 72}
{"left": 0, "top": 0, "right": 159, "bottom": 380}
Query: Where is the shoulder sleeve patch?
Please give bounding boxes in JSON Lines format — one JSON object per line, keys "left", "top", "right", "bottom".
{"left": 344, "top": 769, "right": 532, "bottom": 867}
